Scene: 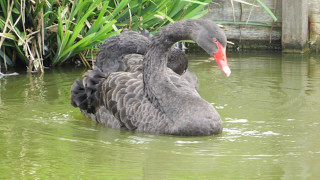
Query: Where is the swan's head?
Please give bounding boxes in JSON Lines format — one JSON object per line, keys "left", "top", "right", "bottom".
{"left": 195, "top": 21, "right": 231, "bottom": 77}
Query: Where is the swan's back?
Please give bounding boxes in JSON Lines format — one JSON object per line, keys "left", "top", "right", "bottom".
{"left": 95, "top": 31, "right": 150, "bottom": 73}
{"left": 95, "top": 30, "right": 191, "bottom": 76}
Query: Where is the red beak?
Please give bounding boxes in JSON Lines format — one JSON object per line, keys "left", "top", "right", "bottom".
{"left": 213, "top": 42, "right": 231, "bottom": 77}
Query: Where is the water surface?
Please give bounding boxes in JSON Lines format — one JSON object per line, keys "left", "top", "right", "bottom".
{"left": 1, "top": 52, "right": 320, "bottom": 179}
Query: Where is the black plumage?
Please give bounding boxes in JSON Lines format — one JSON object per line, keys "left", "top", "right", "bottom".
{"left": 71, "top": 19, "right": 227, "bottom": 136}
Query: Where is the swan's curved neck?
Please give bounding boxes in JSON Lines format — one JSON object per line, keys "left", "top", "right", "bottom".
{"left": 143, "top": 20, "right": 199, "bottom": 106}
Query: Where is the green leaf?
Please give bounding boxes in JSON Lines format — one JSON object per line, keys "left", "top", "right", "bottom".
{"left": 46, "top": 12, "right": 57, "bottom": 26}
{"left": 0, "top": 33, "right": 17, "bottom": 41}
{"left": 59, "top": 33, "right": 96, "bottom": 61}
{"left": 17, "top": 33, "right": 26, "bottom": 46}
{"left": 256, "top": 0, "right": 277, "bottom": 22}
{"left": 14, "top": 43, "right": 29, "bottom": 64}
{"left": 156, "top": 11, "right": 175, "bottom": 22}
{"left": 34, "top": 59, "right": 40, "bottom": 69}
{"left": 1, "top": 0, "right": 226, "bottom": 67}
{"left": 107, "top": 0, "right": 130, "bottom": 21}
{"left": 12, "top": 8, "right": 20, "bottom": 14}
{"left": 33, "top": 1, "right": 46, "bottom": 19}
{"left": 92, "top": 19, "right": 117, "bottom": 40}
{"left": 0, "top": 0, "right": 7, "bottom": 17}
{"left": 87, "top": 0, "right": 110, "bottom": 35}
{"left": 182, "top": 0, "right": 211, "bottom": 19}
{"left": 65, "top": 2, "right": 97, "bottom": 48}
{"left": 58, "top": 7, "right": 64, "bottom": 39}
{"left": 94, "top": 30, "right": 121, "bottom": 44}
{"left": 0, "top": 49, "right": 13, "bottom": 66}
{"left": 181, "top": 0, "right": 209, "bottom": 5}
{"left": 189, "top": 9, "right": 208, "bottom": 19}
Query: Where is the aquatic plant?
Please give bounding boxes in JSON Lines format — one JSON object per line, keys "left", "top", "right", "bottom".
{"left": 0, "top": 0, "right": 210, "bottom": 72}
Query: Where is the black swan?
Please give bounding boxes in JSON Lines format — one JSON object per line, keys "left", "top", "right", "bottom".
{"left": 71, "top": 19, "right": 230, "bottom": 136}
{"left": 95, "top": 30, "right": 199, "bottom": 90}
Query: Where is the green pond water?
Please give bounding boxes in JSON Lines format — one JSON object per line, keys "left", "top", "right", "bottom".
{"left": 1, "top": 52, "right": 320, "bottom": 179}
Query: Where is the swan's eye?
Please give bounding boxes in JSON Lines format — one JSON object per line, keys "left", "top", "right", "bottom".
{"left": 212, "top": 38, "right": 218, "bottom": 43}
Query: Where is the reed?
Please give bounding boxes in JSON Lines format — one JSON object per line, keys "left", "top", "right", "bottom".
{"left": 0, "top": 0, "right": 211, "bottom": 72}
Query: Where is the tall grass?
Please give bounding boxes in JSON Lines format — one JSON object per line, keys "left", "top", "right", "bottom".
{"left": 0, "top": 0, "right": 211, "bottom": 72}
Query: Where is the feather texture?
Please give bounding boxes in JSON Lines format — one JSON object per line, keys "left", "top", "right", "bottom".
{"left": 71, "top": 19, "right": 227, "bottom": 136}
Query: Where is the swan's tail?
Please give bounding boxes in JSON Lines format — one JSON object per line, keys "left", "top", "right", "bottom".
{"left": 70, "top": 78, "right": 88, "bottom": 110}
{"left": 71, "top": 68, "right": 107, "bottom": 114}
